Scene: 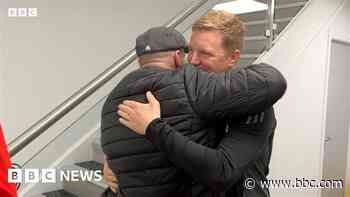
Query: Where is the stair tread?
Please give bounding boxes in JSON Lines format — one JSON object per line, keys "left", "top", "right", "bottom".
{"left": 237, "top": 4, "right": 305, "bottom": 23}
{"left": 42, "top": 189, "right": 77, "bottom": 197}
{"left": 75, "top": 160, "right": 103, "bottom": 172}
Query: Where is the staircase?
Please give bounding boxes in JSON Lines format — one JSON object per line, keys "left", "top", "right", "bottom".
{"left": 25, "top": 0, "right": 308, "bottom": 196}
{"left": 237, "top": 0, "right": 308, "bottom": 66}
{"left": 36, "top": 138, "right": 106, "bottom": 197}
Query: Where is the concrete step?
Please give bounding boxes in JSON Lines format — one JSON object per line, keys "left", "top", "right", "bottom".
{"left": 237, "top": 2, "right": 306, "bottom": 22}
{"left": 42, "top": 189, "right": 77, "bottom": 197}
{"left": 220, "top": 0, "right": 308, "bottom": 7}
{"left": 244, "top": 17, "right": 292, "bottom": 37}
{"left": 238, "top": 54, "right": 260, "bottom": 67}
{"left": 92, "top": 136, "right": 104, "bottom": 164}
{"left": 240, "top": 53, "right": 260, "bottom": 59}
{"left": 62, "top": 161, "right": 107, "bottom": 197}
{"left": 255, "top": 0, "right": 308, "bottom": 6}
{"left": 236, "top": 57, "right": 256, "bottom": 67}
{"left": 242, "top": 36, "right": 266, "bottom": 54}
{"left": 29, "top": 194, "right": 47, "bottom": 197}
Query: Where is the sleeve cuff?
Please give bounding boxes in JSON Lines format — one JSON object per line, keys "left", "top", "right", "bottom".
{"left": 145, "top": 118, "right": 162, "bottom": 139}
{"left": 145, "top": 118, "right": 167, "bottom": 149}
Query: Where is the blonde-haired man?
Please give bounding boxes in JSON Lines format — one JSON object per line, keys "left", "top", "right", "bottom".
{"left": 189, "top": 10, "right": 245, "bottom": 73}
{"left": 106, "top": 11, "right": 282, "bottom": 197}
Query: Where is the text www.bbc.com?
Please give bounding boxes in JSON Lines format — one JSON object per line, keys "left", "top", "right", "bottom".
{"left": 244, "top": 178, "right": 343, "bottom": 190}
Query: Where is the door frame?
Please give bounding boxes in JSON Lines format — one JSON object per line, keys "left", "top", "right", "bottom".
{"left": 319, "top": 33, "right": 350, "bottom": 197}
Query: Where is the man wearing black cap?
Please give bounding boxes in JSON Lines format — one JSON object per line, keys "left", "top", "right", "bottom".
{"left": 100, "top": 26, "right": 286, "bottom": 197}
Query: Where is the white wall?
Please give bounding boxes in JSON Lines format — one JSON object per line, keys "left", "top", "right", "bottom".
{"left": 0, "top": 0, "right": 200, "bottom": 143}
{"left": 257, "top": 0, "right": 350, "bottom": 196}
{"left": 0, "top": 50, "right": 4, "bottom": 125}
{"left": 0, "top": 13, "right": 5, "bottom": 124}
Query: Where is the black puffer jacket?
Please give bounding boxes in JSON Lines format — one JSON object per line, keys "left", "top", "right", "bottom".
{"left": 101, "top": 63, "right": 286, "bottom": 197}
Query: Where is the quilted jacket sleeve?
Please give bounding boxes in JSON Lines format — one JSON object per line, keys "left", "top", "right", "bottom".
{"left": 145, "top": 108, "right": 276, "bottom": 191}
{"left": 183, "top": 63, "right": 286, "bottom": 119}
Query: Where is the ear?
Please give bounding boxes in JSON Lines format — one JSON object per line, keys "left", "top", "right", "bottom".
{"left": 174, "top": 50, "right": 182, "bottom": 68}
{"left": 137, "top": 58, "right": 142, "bottom": 66}
{"left": 230, "top": 49, "right": 241, "bottom": 65}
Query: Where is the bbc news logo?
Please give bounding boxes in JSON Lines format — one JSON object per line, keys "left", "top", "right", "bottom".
{"left": 8, "top": 8, "right": 38, "bottom": 17}
{"left": 8, "top": 169, "right": 103, "bottom": 184}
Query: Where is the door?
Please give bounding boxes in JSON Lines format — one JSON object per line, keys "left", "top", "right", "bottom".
{"left": 322, "top": 40, "right": 350, "bottom": 197}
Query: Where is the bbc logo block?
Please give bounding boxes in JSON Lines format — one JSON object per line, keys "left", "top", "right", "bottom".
{"left": 8, "top": 8, "right": 38, "bottom": 17}
{"left": 8, "top": 169, "right": 56, "bottom": 183}
{"left": 8, "top": 169, "right": 22, "bottom": 183}
{"left": 8, "top": 168, "right": 102, "bottom": 184}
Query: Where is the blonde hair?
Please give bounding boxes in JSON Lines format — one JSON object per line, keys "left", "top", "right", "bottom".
{"left": 192, "top": 10, "right": 246, "bottom": 52}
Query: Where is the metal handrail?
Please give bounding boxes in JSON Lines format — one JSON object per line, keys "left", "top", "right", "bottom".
{"left": 9, "top": 0, "right": 210, "bottom": 157}
{"left": 266, "top": 0, "right": 276, "bottom": 50}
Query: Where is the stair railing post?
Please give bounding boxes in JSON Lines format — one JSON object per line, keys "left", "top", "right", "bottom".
{"left": 265, "top": 0, "right": 276, "bottom": 50}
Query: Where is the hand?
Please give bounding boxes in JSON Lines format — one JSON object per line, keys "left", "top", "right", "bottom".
{"left": 118, "top": 91, "right": 161, "bottom": 135}
{"left": 103, "top": 159, "right": 118, "bottom": 193}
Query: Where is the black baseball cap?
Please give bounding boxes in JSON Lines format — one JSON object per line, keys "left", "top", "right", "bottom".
{"left": 136, "top": 26, "right": 189, "bottom": 56}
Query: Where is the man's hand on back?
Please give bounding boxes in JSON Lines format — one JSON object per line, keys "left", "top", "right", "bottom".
{"left": 118, "top": 91, "right": 161, "bottom": 135}
{"left": 103, "top": 159, "right": 118, "bottom": 193}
